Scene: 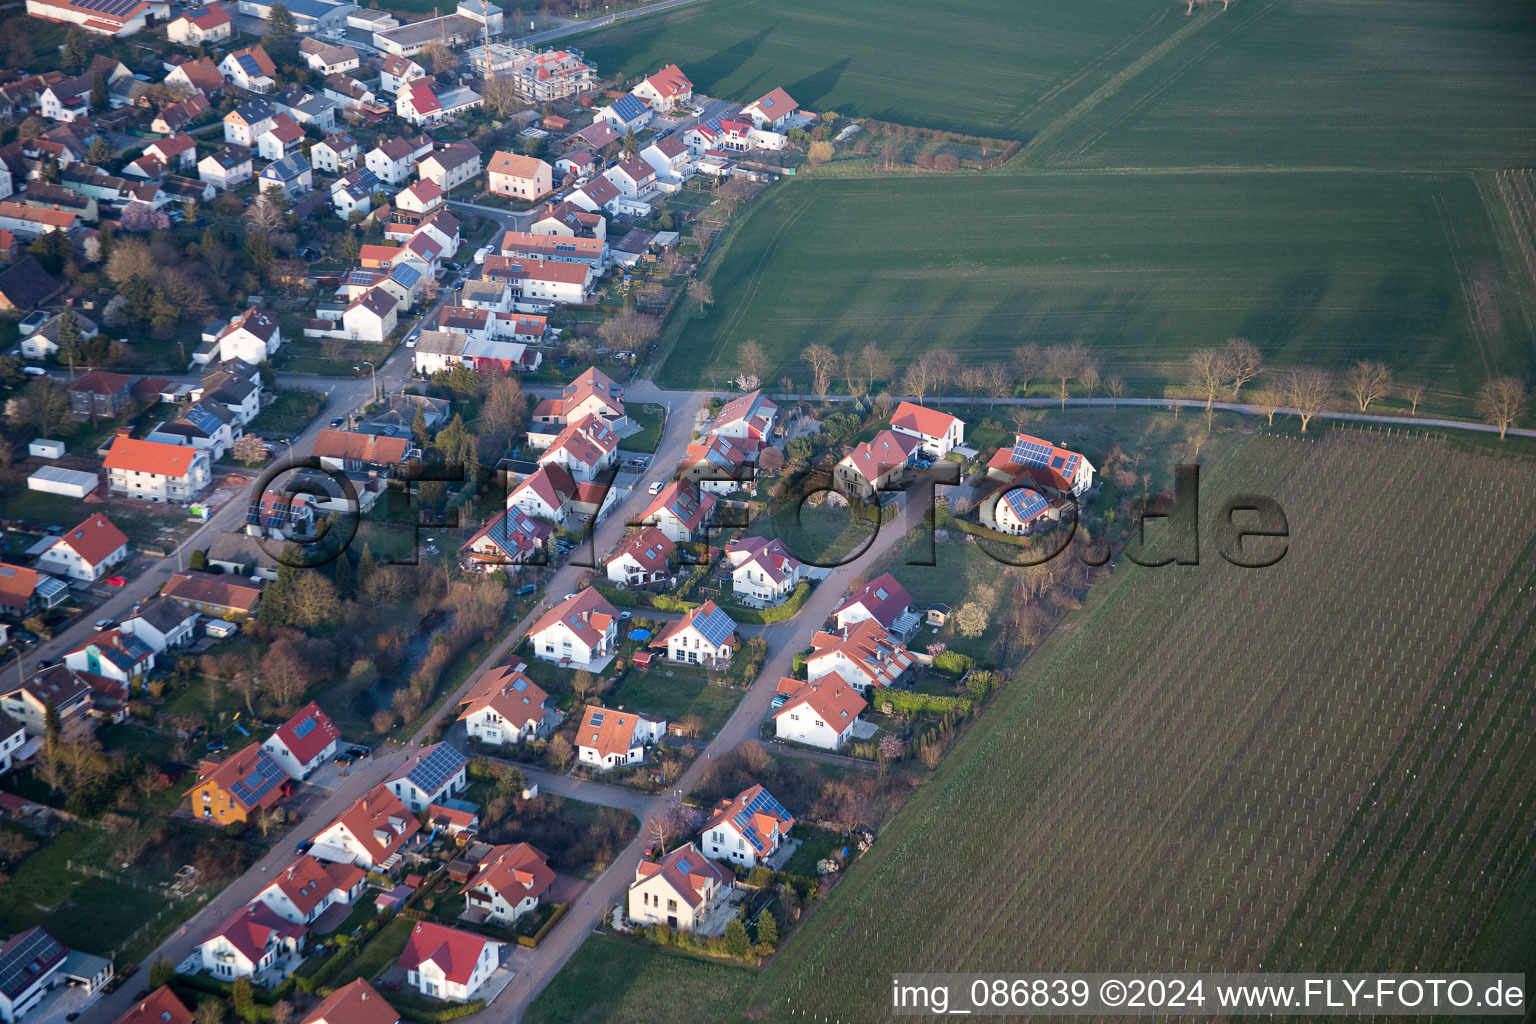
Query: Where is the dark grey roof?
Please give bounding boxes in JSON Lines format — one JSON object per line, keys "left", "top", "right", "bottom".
{"left": 129, "top": 596, "right": 196, "bottom": 634}
{"left": 0, "top": 257, "right": 64, "bottom": 311}
{"left": 205, "top": 531, "right": 279, "bottom": 571}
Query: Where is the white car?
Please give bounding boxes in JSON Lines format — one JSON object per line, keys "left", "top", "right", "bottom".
{"left": 474, "top": 245, "right": 492, "bottom": 265}
{"left": 648, "top": 480, "right": 664, "bottom": 494}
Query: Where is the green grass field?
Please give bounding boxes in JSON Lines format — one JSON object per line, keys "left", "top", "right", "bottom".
{"left": 524, "top": 932, "right": 757, "bottom": 1024}
{"left": 571, "top": 0, "right": 1182, "bottom": 141}
{"left": 730, "top": 430, "right": 1536, "bottom": 1021}
{"left": 1030, "top": 0, "right": 1536, "bottom": 171}
{"left": 658, "top": 172, "right": 1536, "bottom": 410}
{"left": 603, "top": 670, "right": 744, "bottom": 735}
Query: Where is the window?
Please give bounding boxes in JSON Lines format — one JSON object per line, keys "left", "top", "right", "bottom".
{"left": 667, "top": 899, "right": 677, "bottom": 912}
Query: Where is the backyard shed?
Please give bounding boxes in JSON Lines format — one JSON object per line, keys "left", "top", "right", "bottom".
{"left": 27, "top": 465, "right": 98, "bottom": 498}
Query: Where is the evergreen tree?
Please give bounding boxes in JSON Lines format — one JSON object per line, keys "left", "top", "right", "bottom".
{"left": 755, "top": 908, "right": 779, "bottom": 946}
{"left": 28, "top": 231, "right": 69, "bottom": 275}
{"left": 55, "top": 310, "right": 83, "bottom": 370}
{"left": 622, "top": 128, "right": 638, "bottom": 157}
{"left": 265, "top": 5, "right": 298, "bottom": 65}
{"left": 258, "top": 544, "right": 302, "bottom": 626}
{"left": 724, "top": 919, "right": 751, "bottom": 958}
{"left": 245, "top": 231, "right": 275, "bottom": 275}
{"left": 355, "top": 543, "right": 378, "bottom": 588}
{"left": 90, "top": 72, "right": 108, "bottom": 113}
{"left": 61, "top": 31, "right": 88, "bottom": 73}
{"left": 87, "top": 136, "right": 111, "bottom": 165}
{"left": 331, "top": 547, "right": 355, "bottom": 598}
{"left": 411, "top": 404, "right": 429, "bottom": 445}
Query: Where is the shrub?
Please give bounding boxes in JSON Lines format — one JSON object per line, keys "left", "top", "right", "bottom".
{"left": 932, "top": 651, "right": 973, "bottom": 676}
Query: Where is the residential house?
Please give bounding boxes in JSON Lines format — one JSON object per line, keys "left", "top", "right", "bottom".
{"left": 224, "top": 102, "right": 276, "bottom": 148}
{"left": 639, "top": 133, "right": 690, "bottom": 181}
{"left": 0, "top": 563, "right": 68, "bottom": 618}
{"left": 605, "top": 527, "right": 675, "bottom": 587}
{"left": 482, "top": 255, "right": 595, "bottom": 304}
{"left": 67, "top": 370, "right": 132, "bottom": 419}
{"left": 162, "top": 572, "right": 263, "bottom": 619}
{"left": 889, "top": 401, "right": 965, "bottom": 457}
{"left": 260, "top": 153, "right": 313, "bottom": 198}
{"left": 311, "top": 430, "right": 410, "bottom": 473}
{"left": 835, "top": 430, "right": 920, "bottom": 501}
{"left": 0, "top": 257, "right": 64, "bottom": 312}
{"left": 395, "top": 80, "right": 443, "bottom": 125}
{"left": 635, "top": 479, "right": 715, "bottom": 544}
{"left": 725, "top": 536, "right": 803, "bottom": 608}
{"left": 103, "top": 435, "right": 211, "bottom": 502}
{"left": 197, "top": 368, "right": 262, "bottom": 425}
{"left": 151, "top": 94, "right": 213, "bottom": 134}
{"left": 462, "top": 843, "right": 554, "bottom": 926}
{"left": 261, "top": 702, "right": 341, "bottom": 779}
{"left": 536, "top": 414, "right": 618, "bottom": 483}
{"left": 529, "top": 589, "right": 618, "bottom": 670}
{"left": 256, "top": 114, "right": 304, "bottom": 162}
{"left": 301, "top": 39, "right": 360, "bottom": 75}
{"left": 0, "top": 929, "right": 70, "bottom": 1024}
{"left": 255, "top": 856, "right": 366, "bottom": 926}
{"left": 341, "top": 287, "right": 398, "bottom": 342}
{"left": 772, "top": 674, "right": 866, "bottom": 749}
{"left": 309, "top": 784, "right": 419, "bottom": 870}
{"left": 568, "top": 175, "right": 628, "bottom": 217}
{"left": 366, "top": 135, "right": 432, "bottom": 185}
{"left": 112, "top": 988, "right": 192, "bottom": 1024}
{"left": 64, "top": 629, "right": 155, "bottom": 686}
{"left": 528, "top": 199, "right": 605, "bottom": 239}
{"left": 701, "top": 785, "right": 794, "bottom": 869}
{"left": 193, "top": 902, "right": 303, "bottom": 982}
{"left": 981, "top": 484, "right": 1064, "bottom": 536}
{"left": 0, "top": 202, "right": 75, "bottom": 238}
{"left": 497, "top": 229, "right": 605, "bottom": 267}
{"left": 386, "top": 742, "right": 467, "bottom": 812}
{"left": 118, "top": 597, "right": 198, "bottom": 653}
{"left": 330, "top": 168, "right": 379, "bottom": 218}
{"left": 398, "top": 922, "right": 501, "bottom": 1003}
{"left": 602, "top": 154, "right": 655, "bottom": 198}
{"left": 653, "top": 600, "right": 737, "bottom": 666}
{"left": 205, "top": 307, "right": 283, "bottom": 365}
{"left": 831, "top": 572, "right": 917, "bottom": 634}
{"left": 628, "top": 843, "right": 728, "bottom": 932}
{"left": 498, "top": 46, "right": 595, "bottom": 102}
{"left": 323, "top": 75, "right": 379, "bottom": 113}
{"left": 807, "top": 618, "right": 915, "bottom": 694}
{"left": 457, "top": 659, "right": 555, "bottom": 745}
{"left": 554, "top": 148, "right": 594, "bottom": 180}
{"left": 167, "top": 58, "right": 226, "bottom": 100}
{"left": 198, "top": 146, "right": 253, "bottom": 191}
{"left": 220, "top": 46, "right": 278, "bottom": 94}
{"left": 576, "top": 704, "right": 665, "bottom": 772}
{"left": 167, "top": 6, "right": 232, "bottom": 42}
{"left": 682, "top": 433, "right": 754, "bottom": 495}
{"left": 417, "top": 143, "right": 480, "bottom": 191}
{"left": 378, "top": 55, "right": 426, "bottom": 95}
{"left": 33, "top": 513, "right": 128, "bottom": 582}
{"left": 145, "top": 133, "right": 198, "bottom": 171}
{"left": 741, "top": 87, "right": 798, "bottom": 130}
{"left": 243, "top": 489, "right": 316, "bottom": 541}
{"left": 631, "top": 64, "right": 692, "bottom": 112}
{"left": 684, "top": 117, "right": 753, "bottom": 157}
{"left": 713, "top": 389, "right": 777, "bottom": 446}
{"left": 311, "top": 133, "right": 359, "bottom": 174}
{"left": 395, "top": 179, "right": 445, "bottom": 220}
{"left": 19, "top": 181, "right": 96, "bottom": 222}
{"left": 592, "top": 93, "right": 652, "bottom": 135}
{"left": 300, "top": 981, "right": 398, "bottom": 1024}
{"left": 185, "top": 743, "right": 291, "bottom": 825}
{"left": 0, "top": 665, "right": 95, "bottom": 741}
{"left": 506, "top": 463, "right": 580, "bottom": 523}
{"left": 146, "top": 401, "right": 239, "bottom": 461}
{"left": 486, "top": 150, "right": 551, "bottom": 201}
{"left": 0, "top": 711, "right": 25, "bottom": 775}
{"left": 985, "top": 433, "right": 1097, "bottom": 498}
{"left": 459, "top": 506, "right": 551, "bottom": 571}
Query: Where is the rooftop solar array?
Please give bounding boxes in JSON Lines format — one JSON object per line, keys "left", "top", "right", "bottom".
{"left": 65, "top": 0, "right": 141, "bottom": 18}
{"left": 1003, "top": 488, "right": 1049, "bottom": 522}
{"left": 609, "top": 94, "right": 646, "bottom": 121}
{"left": 236, "top": 54, "right": 266, "bottom": 77}
{"left": 293, "top": 715, "right": 318, "bottom": 740}
{"left": 690, "top": 604, "right": 736, "bottom": 648}
{"left": 590, "top": 711, "right": 606, "bottom": 727}
{"left": 1010, "top": 436, "right": 1055, "bottom": 468}
{"left": 730, "top": 787, "right": 790, "bottom": 853}
{"left": 228, "top": 751, "right": 287, "bottom": 807}
{"left": 0, "top": 928, "right": 67, "bottom": 1000}
{"left": 404, "top": 743, "right": 466, "bottom": 794}
{"left": 181, "top": 405, "right": 223, "bottom": 434}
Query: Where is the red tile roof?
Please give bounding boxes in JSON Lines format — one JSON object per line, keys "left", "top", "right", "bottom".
{"left": 327, "top": 784, "right": 419, "bottom": 864}
{"left": 263, "top": 855, "right": 364, "bottom": 917}
{"left": 633, "top": 841, "right": 725, "bottom": 909}
{"left": 457, "top": 660, "right": 550, "bottom": 732}
{"left": 301, "top": 980, "right": 399, "bottom": 1024}
{"left": 529, "top": 588, "right": 617, "bottom": 649}
{"left": 578, "top": 705, "right": 661, "bottom": 761}
{"left": 114, "top": 988, "right": 192, "bottom": 1024}
{"left": 889, "top": 400, "right": 961, "bottom": 440}
{"left": 201, "top": 901, "right": 303, "bottom": 962}
{"left": 465, "top": 842, "right": 554, "bottom": 906}
{"left": 397, "top": 920, "right": 496, "bottom": 985}
{"left": 163, "top": 572, "right": 262, "bottom": 613}
{"left": 641, "top": 64, "right": 692, "bottom": 100}
{"left": 773, "top": 673, "right": 866, "bottom": 728}
{"left": 53, "top": 513, "right": 127, "bottom": 568}
{"left": 609, "top": 526, "right": 675, "bottom": 574}
{"left": 103, "top": 436, "right": 203, "bottom": 479}
{"left": 270, "top": 701, "right": 340, "bottom": 766}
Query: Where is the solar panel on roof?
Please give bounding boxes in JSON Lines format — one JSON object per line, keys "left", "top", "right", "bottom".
{"left": 229, "top": 752, "right": 287, "bottom": 806}
{"left": 0, "top": 929, "right": 66, "bottom": 996}
{"left": 692, "top": 605, "right": 735, "bottom": 648}
{"left": 1011, "top": 437, "right": 1054, "bottom": 468}
{"left": 1004, "top": 489, "right": 1049, "bottom": 522}
{"left": 676, "top": 857, "right": 691, "bottom": 872}
{"left": 590, "top": 711, "right": 605, "bottom": 726}
{"left": 405, "top": 743, "right": 465, "bottom": 794}
{"left": 293, "top": 716, "right": 317, "bottom": 740}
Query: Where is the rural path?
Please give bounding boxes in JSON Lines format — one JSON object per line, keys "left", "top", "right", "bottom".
{"left": 772, "top": 393, "right": 1536, "bottom": 440}
{"left": 509, "top": 0, "right": 709, "bottom": 47}
{"left": 81, "top": 390, "right": 707, "bottom": 1024}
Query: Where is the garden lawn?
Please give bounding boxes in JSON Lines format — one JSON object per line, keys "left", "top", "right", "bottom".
{"left": 524, "top": 932, "right": 756, "bottom": 1024}
{"left": 602, "top": 670, "right": 744, "bottom": 736}
{"left": 780, "top": 824, "right": 843, "bottom": 878}
{"left": 570, "top": 0, "right": 1182, "bottom": 141}
{"left": 333, "top": 915, "right": 413, "bottom": 986}
{"left": 251, "top": 389, "right": 325, "bottom": 435}
{"left": 622, "top": 403, "right": 667, "bottom": 454}
{"left": 762, "top": 498, "right": 876, "bottom": 568}
{"left": 658, "top": 172, "right": 1536, "bottom": 415}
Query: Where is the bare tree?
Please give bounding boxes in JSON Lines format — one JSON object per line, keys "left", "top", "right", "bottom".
{"left": 548, "top": 734, "right": 573, "bottom": 771}
{"left": 13, "top": 380, "right": 71, "bottom": 437}
{"left": 1252, "top": 386, "right": 1283, "bottom": 425}
{"left": 643, "top": 799, "right": 702, "bottom": 855}
{"left": 1106, "top": 377, "right": 1127, "bottom": 408}
{"left": 1342, "top": 360, "right": 1393, "bottom": 412}
{"left": 957, "top": 365, "right": 987, "bottom": 400}
{"left": 738, "top": 339, "right": 768, "bottom": 386}
{"left": 687, "top": 279, "right": 714, "bottom": 315}
{"left": 1043, "top": 342, "right": 1087, "bottom": 409}
{"left": 1222, "top": 338, "right": 1263, "bottom": 398}
{"left": 1079, "top": 362, "right": 1100, "bottom": 401}
{"left": 1013, "top": 343, "right": 1042, "bottom": 391}
{"left": 1402, "top": 382, "right": 1425, "bottom": 416}
{"left": 481, "top": 74, "right": 521, "bottom": 117}
{"left": 801, "top": 343, "right": 838, "bottom": 403}
{"left": 901, "top": 357, "right": 936, "bottom": 406}
{"left": 1187, "top": 347, "right": 1224, "bottom": 414}
{"left": 926, "top": 351, "right": 958, "bottom": 397}
{"left": 1283, "top": 367, "right": 1332, "bottom": 432}
{"left": 599, "top": 309, "right": 660, "bottom": 354}
{"left": 1474, "top": 376, "right": 1530, "bottom": 439}
{"left": 982, "top": 361, "right": 1012, "bottom": 407}
{"left": 860, "top": 343, "right": 892, "bottom": 393}
{"left": 1007, "top": 405, "right": 1033, "bottom": 435}
{"left": 841, "top": 353, "right": 868, "bottom": 399}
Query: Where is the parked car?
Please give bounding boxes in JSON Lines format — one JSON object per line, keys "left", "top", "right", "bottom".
{"left": 333, "top": 754, "right": 354, "bottom": 766}
{"left": 106, "top": 576, "right": 127, "bottom": 586}
{"left": 206, "top": 738, "right": 226, "bottom": 753}
{"left": 295, "top": 839, "right": 314, "bottom": 855}
{"left": 648, "top": 481, "right": 664, "bottom": 494}
{"left": 346, "top": 745, "right": 370, "bottom": 759}
{"left": 331, "top": 417, "right": 344, "bottom": 427}
{"left": 515, "top": 583, "right": 537, "bottom": 596}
